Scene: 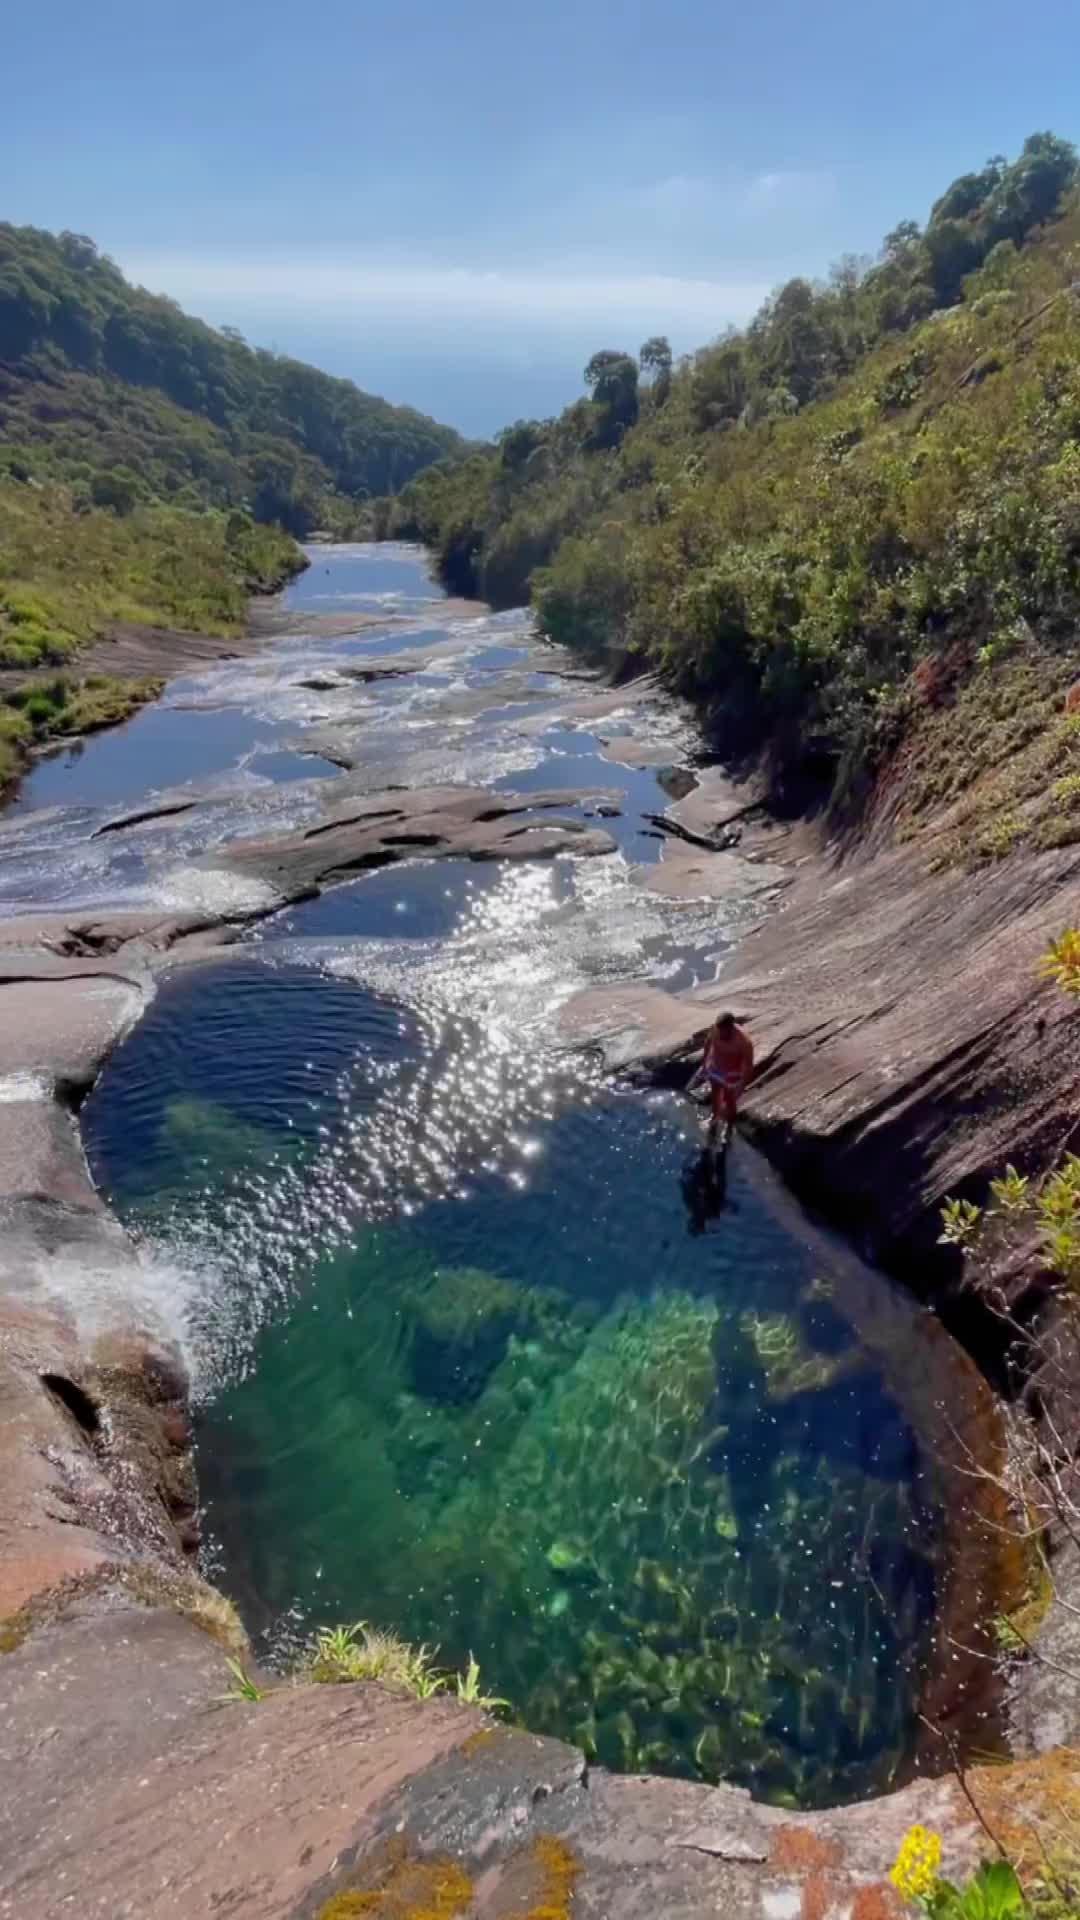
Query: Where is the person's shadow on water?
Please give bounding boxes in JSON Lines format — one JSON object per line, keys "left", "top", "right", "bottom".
{"left": 680, "top": 1140, "right": 731, "bottom": 1236}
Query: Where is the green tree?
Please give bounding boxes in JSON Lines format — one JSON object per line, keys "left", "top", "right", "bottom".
{"left": 498, "top": 420, "right": 547, "bottom": 473}
{"left": 692, "top": 336, "right": 749, "bottom": 428}
{"left": 89, "top": 467, "right": 140, "bottom": 515}
{"left": 929, "top": 156, "right": 1005, "bottom": 226}
{"left": 0, "top": 220, "right": 466, "bottom": 533}
{"left": 584, "top": 349, "right": 640, "bottom": 447}
{"left": 639, "top": 335, "right": 673, "bottom": 404}
{"left": 985, "top": 132, "right": 1078, "bottom": 243}
{"left": 883, "top": 219, "right": 923, "bottom": 263}
{"left": 249, "top": 450, "right": 317, "bottom": 535}
{"left": 924, "top": 217, "right": 981, "bottom": 305}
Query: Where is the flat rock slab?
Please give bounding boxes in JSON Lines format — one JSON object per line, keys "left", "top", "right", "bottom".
{"left": 214, "top": 783, "right": 616, "bottom": 898}
{"left": 565, "top": 830, "right": 1080, "bottom": 1265}
{"left": 561, "top": 981, "right": 713, "bottom": 1072}
{"left": 0, "top": 1598, "right": 1007, "bottom": 1920}
{"left": 0, "top": 1605, "right": 480, "bottom": 1920}
{"left": 0, "top": 1193, "right": 191, "bottom": 1379}
{"left": 0, "top": 623, "right": 257, "bottom": 701}
{"left": 0, "top": 1095, "right": 100, "bottom": 1209}
{"left": 668, "top": 765, "right": 770, "bottom": 839}
{"left": 0, "top": 975, "right": 145, "bottom": 1088}
{"left": 290, "top": 658, "right": 434, "bottom": 691}
{"left": 0, "top": 907, "right": 217, "bottom": 957}
{"left": 0, "top": 1270, "right": 193, "bottom": 1613}
{"left": 514, "top": 680, "right": 662, "bottom": 739}
{"left": 91, "top": 787, "right": 245, "bottom": 836}
{"left": 640, "top": 844, "right": 790, "bottom": 903}
{"left": 599, "top": 734, "right": 689, "bottom": 769}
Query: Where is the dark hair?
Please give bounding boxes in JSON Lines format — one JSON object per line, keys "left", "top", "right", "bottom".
{"left": 715, "top": 1011, "right": 735, "bottom": 1031}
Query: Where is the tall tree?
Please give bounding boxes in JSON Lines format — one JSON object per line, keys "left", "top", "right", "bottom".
{"left": 584, "top": 349, "right": 639, "bottom": 447}
{"left": 639, "top": 335, "right": 673, "bottom": 404}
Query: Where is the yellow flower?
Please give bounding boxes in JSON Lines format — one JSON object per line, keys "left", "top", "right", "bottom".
{"left": 889, "top": 1825, "right": 943, "bottom": 1902}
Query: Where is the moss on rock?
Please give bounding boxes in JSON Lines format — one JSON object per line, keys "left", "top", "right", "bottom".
{"left": 0, "top": 1562, "right": 246, "bottom": 1659}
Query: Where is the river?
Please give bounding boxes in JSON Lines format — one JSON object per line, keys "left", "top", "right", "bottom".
{"left": 0, "top": 544, "right": 986, "bottom": 1807}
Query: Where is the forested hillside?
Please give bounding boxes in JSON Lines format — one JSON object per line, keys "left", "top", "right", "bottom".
{"left": 0, "top": 225, "right": 465, "bottom": 535}
{"left": 0, "top": 225, "right": 467, "bottom": 787}
{"left": 386, "top": 133, "right": 1080, "bottom": 855}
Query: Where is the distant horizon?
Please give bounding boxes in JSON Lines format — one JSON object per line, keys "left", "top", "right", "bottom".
{"left": 112, "top": 248, "right": 775, "bottom": 438}
{"left": 10, "top": 0, "right": 1080, "bottom": 435}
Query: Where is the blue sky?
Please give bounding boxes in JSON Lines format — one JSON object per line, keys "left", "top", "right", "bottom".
{"left": 7, "top": 0, "right": 1079, "bottom": 435}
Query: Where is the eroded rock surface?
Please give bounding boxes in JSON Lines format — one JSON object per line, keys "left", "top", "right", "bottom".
{"left": 5, "top": 618, "right": 1080, "bottom": 1917}
{"left": 214, "top": 784, "right": 617, "bottom": 897}
{"left": 565, "top": 828, "right": 1080, "bottom": 1268}
{"left": 0, "top": 1590, "right": 1000, "bottom": 1920}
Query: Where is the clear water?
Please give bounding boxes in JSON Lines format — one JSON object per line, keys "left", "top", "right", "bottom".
{"left": 27, "top": 545, "right": 977, "bottom": 1807}
{"left": 287, "top": 540, "right": 443, "bottom": 616}
{"left": 83, "top": 952, "right": 940, "bottom": 1808}
{"left": 0, "top": 545, "right": 692, "bottom": 908}
{"left": 9, "top": 705, "right": 289, "bottom": 815}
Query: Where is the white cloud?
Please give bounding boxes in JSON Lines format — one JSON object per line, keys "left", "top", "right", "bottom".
{"left": 119, "top": 253, "right": 770, "bottom": 341}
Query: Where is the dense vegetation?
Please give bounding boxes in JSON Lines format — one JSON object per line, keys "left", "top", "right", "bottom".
{"left": 0, "top": 224, "right": 465, "bottom": 537}
{"left": 0, "top": 476, "right": 302, "bottom": 787}
{"left": 0, "top": 223, "right": 463, "bottom": 788}
{"left": 385, "top": 134, "right": 1080, "bottom": 851}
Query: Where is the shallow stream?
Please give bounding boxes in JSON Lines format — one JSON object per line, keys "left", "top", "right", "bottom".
{"left": 4, "top": 545, "right": 990, "bottom": 1806}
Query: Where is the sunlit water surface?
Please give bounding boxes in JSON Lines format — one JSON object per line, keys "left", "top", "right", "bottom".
{"left": 58, "top": 546, "right": 961, "bottom": 1806}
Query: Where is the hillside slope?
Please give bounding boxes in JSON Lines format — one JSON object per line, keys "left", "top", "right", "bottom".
{"left": 0, "top": 225, "right": 467, "bottom": 788}
{"left": 0, "top": 224, "right": 465, "bottom": 535}
{"left": 388, "top": 133, "right": 1080, "bottom": 860}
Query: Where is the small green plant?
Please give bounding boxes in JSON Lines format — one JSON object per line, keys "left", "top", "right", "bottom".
{"left": 454, "top": 1652, "right": 510, "bottom": 1712}
{"left": 1049, "top": 774, "right": 1080, "bottom": 809}
{"left": 891, "top": 1829, "right": 1025, "bottom": 1916}
{"left": 975, "top": 812, "right": 1027, "bottom": 862}
{"left": 1040, "top": 929, "right": 1080, "bottom": 997}
{"left": 1034, "top": 1156, "right": 1080, "bottom": 1287}
{"left": 1028, "top": 1854, "right": 1080, "bottom": 1918}
{"left": 992, "top": 1614, "right": 1026, "bottom": 1654}
{"left": 219, "top": 1656, "right": 267, "bottom": 1703}
{"left": 943, "top": 1158, "right": 1080, "bottom": 1289}
{"left": 303, "top": 1623, "right": 509, "bottom": 1713}
{"left": 306, "top": 1620, "right": 445, "bottom": 1697}
{"left": 989, "top": 1166, "right": 1032, "bottom": 1212}
{"left": 412, "top": 1665, "right": 451, "bottom": 1702}
{"left": 940, "top": 1197, "right": 984, "bottom": 1248}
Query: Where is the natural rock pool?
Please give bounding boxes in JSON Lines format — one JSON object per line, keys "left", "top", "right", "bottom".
{"left": 10, "top": 544, "right": 991, "bottom": 1808}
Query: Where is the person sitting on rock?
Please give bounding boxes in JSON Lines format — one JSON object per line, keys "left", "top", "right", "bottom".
{"left": 691, "top": 1011, "right": 754, "bottom": 1140}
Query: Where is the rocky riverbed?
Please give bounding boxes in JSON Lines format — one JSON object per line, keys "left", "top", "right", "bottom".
{"left": 2, "top": 544, "right": 1078, "bottom": 1918}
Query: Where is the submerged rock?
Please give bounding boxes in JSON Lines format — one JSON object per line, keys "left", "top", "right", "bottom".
{"left": 405, "top": 1266, "right": 531, "bottom": 1406}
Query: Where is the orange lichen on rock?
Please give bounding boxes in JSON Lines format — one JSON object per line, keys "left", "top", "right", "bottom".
{"left": 460, "top": 1726, "right": 502, "bottom": 1757}
{"left": 798, "top": 1875, "right": 830, "bottom": 1920}
{"left": 850, "top": 1883, "right": 904, "bottom": 1919}
{"left": 770, "top": 1828, "right": 842, "bottom": 1873}
{"left": 517, "top": 1834, "right": 583, "bottom": 1919}
{"left": 316, "top": 1852, "right": 473, "bottom": 1920}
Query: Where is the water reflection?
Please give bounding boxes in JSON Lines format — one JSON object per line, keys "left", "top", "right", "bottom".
{"left": 680, "top": 1142, "right": 730, "bottom": 1235}
{"left": 84, "top": 953, "right": 946, "bottom": 1809}
{"left": 53, "top": 544, "right": 999, "bottom": 1808}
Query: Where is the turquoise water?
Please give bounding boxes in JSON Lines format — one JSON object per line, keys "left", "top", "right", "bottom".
{"left": 84, "top": 955, "right": 941, "bottom": 1809}
{"left": 61, "top": 542, "right": 969, "bottom": 1808}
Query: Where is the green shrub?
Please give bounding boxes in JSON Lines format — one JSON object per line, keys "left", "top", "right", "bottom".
{"left": 380, "top": 137, "right": 1080, "bottom": 821}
